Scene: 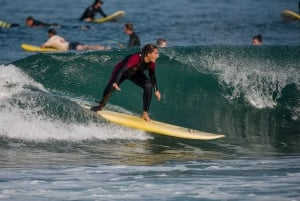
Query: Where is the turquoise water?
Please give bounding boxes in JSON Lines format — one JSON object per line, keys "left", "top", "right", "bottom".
{"left": 1, "top": 0, "right": 300, "bottom": 200}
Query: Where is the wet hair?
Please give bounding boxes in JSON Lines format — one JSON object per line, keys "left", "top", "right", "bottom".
{"left": 124, "top": 23, "right": 134, "bottom": 31}
{"left": 48, "top": 28, "right": 57, "bottom": 35}
{"left": 253, "top": 34, "right": 262, "bottom": 42}
{"left": 141, "top": 44, "right": 158, "bottom": 58}
{"left": 26, "top": 16, "right": 34, "bottom": 21}
{"left": 156, "top": 38, "right": 167, "bottom": 47}
{"left": 94, "top": 0, "right": 103, "bottom": 5}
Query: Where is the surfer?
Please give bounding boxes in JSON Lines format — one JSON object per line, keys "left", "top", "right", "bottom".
{"left": 124, "top": 23, "right": 141, "bottom": 47}
{"left": 41, "top": 28, "right": 109, "bottom": 51}
{"left": 156, "top": 38, "right": 167, "bottom": 48}
{"left": 252, "top": 34, "right": 262, "bottom": 46}
{"left": 26, "top": 16, "right": 60, "bottom": 28}
{"left": 95, "top": 44, "right": 161, "bottom": 122}
{"left": 80, "top": 0, "right": 107, "bottom": 22}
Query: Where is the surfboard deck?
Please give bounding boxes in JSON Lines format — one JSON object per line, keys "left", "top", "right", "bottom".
{"left": 281, "top": 10, "right": 300, "bottom": 20}
{"left": 21, "top": 44, "right": 59, "bottom": 52}
{"left": 82, "top": 104, "right": 225, "bottom": 140}
{"left": 92, "top": 10, "right": 125, "bottom": 23}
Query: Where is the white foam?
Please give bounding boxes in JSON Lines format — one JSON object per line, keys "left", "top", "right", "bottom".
{"left": 197, "top": 53, "right": 299, "bottom": 109}
{"left": 0, "top": 64, "right": 46, "bottom": 100}
{"left": 0, "top": 64, "right": 150, "bottom": 142}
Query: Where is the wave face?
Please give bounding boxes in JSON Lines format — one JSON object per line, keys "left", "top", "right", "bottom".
{"left": 0, "top": 45, "right": 298, "bottom": 152}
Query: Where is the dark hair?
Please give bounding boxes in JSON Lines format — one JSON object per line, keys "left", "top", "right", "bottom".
{"left": 253, "top": 34, "right": 262, "bottom": 42}
{"left": 156, "top": 38, "right": 167, "bottom": 46}
{"left": 48, "top": 28, "right": 56, "bottom": 35}
{"left": 26, "top": 16, "right": 34, "bottom": 21}
{"left": 141, "top": 44, "right": 158, "bottom": 58}
{"left": 94, "top": 0, "right": 103, "bottom": 5}
{"left": 124, "top": 23, "right": 134, "bottom": 31}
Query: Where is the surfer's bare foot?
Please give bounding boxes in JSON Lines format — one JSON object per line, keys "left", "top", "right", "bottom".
{"left": 142, "top": 111, "right": 151, "bottom": 122}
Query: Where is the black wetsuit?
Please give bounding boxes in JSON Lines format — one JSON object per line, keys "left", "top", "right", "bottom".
{"left": 80, "top": 5, "right": 107, "bottom": 21}
{"left": 99, "top": 53, "right": 158, "bottom": 112}
{"left": 32, "top": 20, "right": 50, "bottom": 27}
{"left": 31, "top": 19, "right": 60, "bottom": 28}
{"left": 128, "top": 32, "right": 141, "bottom": 47}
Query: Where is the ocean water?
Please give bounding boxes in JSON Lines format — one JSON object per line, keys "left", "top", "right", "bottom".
{"left": 1, "top": 0, "right": 300, "bottom": 200}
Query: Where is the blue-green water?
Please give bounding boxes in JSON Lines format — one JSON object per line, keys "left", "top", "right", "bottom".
{"left": 1, "top": 0, "right": 300, "bottom": 200}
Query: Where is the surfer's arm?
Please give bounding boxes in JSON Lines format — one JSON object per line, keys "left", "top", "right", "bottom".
{"left": 113, "top": 65, "right": 127, "bottom": 89}
{"left": 98, "top": 8, "right": 107, "bottom": 17}
{"left": 149, "top": 70, "right": 161, "bottom": 101}
{"left": 149, "top": 70, "right": 158, "bottom": 91}
{"left": 41, "top": 39, "right": 51, "bottom": 48}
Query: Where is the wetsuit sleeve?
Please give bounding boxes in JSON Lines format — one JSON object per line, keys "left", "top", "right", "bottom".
{"left": 98, "top": 8, "right": 107, "bottom": 17}
{"left": 34, "top": 20, "right": 50, "bottom": 27}
{"left": 113, "top": 65, "right": 127, "bottom": 84}
{"left": 149, "top": 66, "right": 158, "bottom": 91}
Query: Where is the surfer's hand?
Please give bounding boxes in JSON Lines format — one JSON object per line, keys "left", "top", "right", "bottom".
{"left": 155, "top": 90, "right": 161, "bottom": 101}
{"left": 113, "top": 83, "right": 121, "bottom": 91}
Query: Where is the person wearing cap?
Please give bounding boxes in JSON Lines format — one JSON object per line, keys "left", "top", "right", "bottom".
{"left": 80, "top": 0, "right": 107, "bottom": 22}
{"left": 41, "top": 28, "right": 109, "bottom": 51}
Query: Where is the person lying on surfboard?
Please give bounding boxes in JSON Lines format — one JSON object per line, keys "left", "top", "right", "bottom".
{"left": 26, "top": 16, "right": 60, "bottom": 28}
{"left": 94, "top": 44, "right": 161, "bottom": 122}
{"left": 41, "top": 28, "right": 109, "bottom": 51}
{"left": 80, "top": 0, "right": 107, "bottom": 22}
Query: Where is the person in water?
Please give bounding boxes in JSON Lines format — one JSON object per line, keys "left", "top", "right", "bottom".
{"left": 26, "top": 16, "right": 59, "bottom": 28}
{"left": 80, "top": 0, "right": 107, "bottom": 22}
{"left": 252, "top": 34, "right": 263, "bottom": 46}
{"left": 95, "top": 44, "right": 161, "bottom": 122}
{"left": 156, "top": 38, "right": 167, "bottom": 47}
{"left": 42, "top": 28, "right": 109, "bottom": 51}
{"left": 124, "top": 23, "right": 141, "bottom": 47}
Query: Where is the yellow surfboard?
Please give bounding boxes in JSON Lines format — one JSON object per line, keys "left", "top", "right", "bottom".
{"left": 21, "top": 43, "right": 59, "bottom": 52}
{"left": 83, "top": 105, "right": 225, "bottom": 140}
{"left": 92, "top": 10, "right": 125, "bottom": 23}
{"left": 0, "top": 20, "right": 12, "bottom": 28}
{"left": 281, "top": 10, "right": 300, "bottom": 20}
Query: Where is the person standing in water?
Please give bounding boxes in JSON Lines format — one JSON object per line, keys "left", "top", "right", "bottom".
{"left": 124, "top": 23, "right": 141, "bottom": 47}
{"left": 94, "top": 44, "right": 161, "bottom": 122}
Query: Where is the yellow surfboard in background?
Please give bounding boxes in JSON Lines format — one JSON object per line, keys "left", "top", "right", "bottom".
{"left": 21, "top": 44, "right": 59, "bottom": 52}
{"left": 281, "top": 10, "right": 300, "bottom": 20}
{"left": 92, "top": 10, "right": 125, "bottom": 23}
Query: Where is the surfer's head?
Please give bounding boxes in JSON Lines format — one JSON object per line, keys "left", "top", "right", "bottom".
{"left": 48, "top": 28, "right": 57, "bottom": 38}
{"left": 94, "top": 0, "right": 103, "bottom": 6}
{"left": 141, "top": 44, "right": 159, "bottom": 63}
{"left": 252, "top": 34, "right": 262, "bottom": 46}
